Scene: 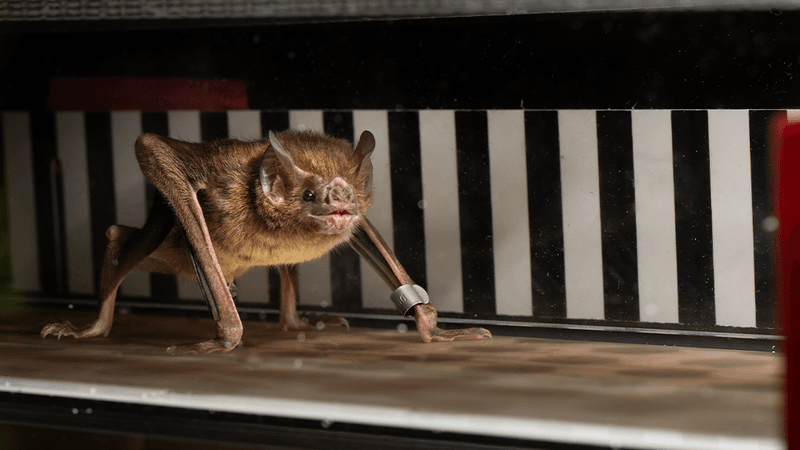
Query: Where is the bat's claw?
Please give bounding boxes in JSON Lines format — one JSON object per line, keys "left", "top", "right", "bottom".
{"left": 431, "top": 326, "right": 492, "bottom": 342}
{"left": 166, "top": 338, "right": 241, "bottom": 356}
{"left": 306, "top": 314, "right": 350, "bottom": 331}
{"left": 40, "top": 320, "right": 107, "bottom": 340}
{"left": 281, "top": 313, "right": 350, "bottom": 332}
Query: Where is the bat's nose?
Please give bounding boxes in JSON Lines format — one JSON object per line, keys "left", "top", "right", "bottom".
{"left": 324, "top": 177, "right": 355, "bottom": 210}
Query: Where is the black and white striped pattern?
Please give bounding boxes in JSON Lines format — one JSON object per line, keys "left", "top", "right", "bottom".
{"left": 1, "top": 109, "right": 782, "bottom": 331}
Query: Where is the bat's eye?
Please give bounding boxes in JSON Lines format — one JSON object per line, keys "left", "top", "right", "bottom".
{"left": 302, "top": 190, "right": 316, "bottom": 202}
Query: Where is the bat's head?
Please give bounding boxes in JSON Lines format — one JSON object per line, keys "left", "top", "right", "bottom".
{"left": 259, "top": 129, "right": 375, "bottom": 236}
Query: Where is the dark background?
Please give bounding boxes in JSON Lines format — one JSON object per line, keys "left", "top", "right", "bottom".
{"left": 1, "top": 10, "right": 798, "bottom": 112}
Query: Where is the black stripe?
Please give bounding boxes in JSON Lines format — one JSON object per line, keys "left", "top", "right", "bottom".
{"left": 596, "top": 111, "right": 640, "bottom": 321}
{"left": 525, "top": 111, "right": 566, "bottom": 319}
{"left": 749, "top": 110, "right": 781, "bottom": 329}
{"left": 387, "top": 111, "right": 427, "bottom": 288}
{"left": 84, "top": 112, "right": 117, "bottom": 293}
{"left": 200, "top": 112, "right": 229, "bottom": 142}
{"left": 258, "top": 111, "right": 290, "bottom": 304}
{"left": 324, "top": 111, "right": 362, "bottom": 311}
{"left": 141, "top": 112, "right": 178, "bottom": 302}
{"left": 30, "top": 111, "right": 60, "bottom": 294}
{"left": 260, "top": 112, "right": 290, "bottom": 136}
{"left": 5, "top": 14, "right": 800, "bottom": 112}
{"left": 0, "top": 116, "right": 9, "bottom": 288}
{"left": 455, "top": 111, "right": 496, "bottom": 316}
{"left": 671, "top": 111, "right": 715, "bottom": 325}
{"left": 266, "top": 267, "right": 280, "bottom": 306}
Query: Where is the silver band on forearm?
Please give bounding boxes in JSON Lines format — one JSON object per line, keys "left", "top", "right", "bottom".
{"left": 390, "top": 284, "right": 430, "bottom": 316}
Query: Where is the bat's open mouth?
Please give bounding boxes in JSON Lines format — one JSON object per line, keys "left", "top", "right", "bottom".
{"left": 311, "top": 210, "right": 357, "bottom": 234}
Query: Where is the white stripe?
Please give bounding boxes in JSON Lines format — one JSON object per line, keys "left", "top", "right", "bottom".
{"left": 56, "top": 112, "right": 94, "bottom": 295}
{"left": 167, "top": 111, "right": 205, "bottom": 300}
{"left": 227, "top": 110, "right": 271, "bottom": 304}
{"left": 708, "top": 110, "right": 756, "bottom": 327}
{"left": 353, "top": 110, "right": 394, "bottom": 309}
{"left": 111, "top": 111, "right": 149, "bottom": 297}
{"left": 3, "top": 112, "right": 41, "bottom": 292}
{"left": 558, "top": 110, "right": 604, "bottom": 319}
{"left": 0, "top": 377, "right": 783, "bottom": 450}
{"left": 631, "top": 110, "right": 680, "bottom": 323}
{"left": 289, "top": 111, "right": 331, "bottom": 306}
{"left": 227, "top": 110, "right": 261, "bottom": 141}
{"left": 289, "top": 110, "right": 324, "bottom": 133}
{"left": 419, "top": 110, "right": 463, "bottom": 313}
{"left": 488, "top": 110, "right": 533, "bottom": 316}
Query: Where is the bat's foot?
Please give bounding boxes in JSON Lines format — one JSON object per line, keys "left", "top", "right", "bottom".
{"left": 429, "top": 326, "right": 492, "bottom": 342}
{"left": 412, "top": 304, "right": 492, "bottom": 343}
{"left": 166, "top": 338, "right": 240, "bottom": 355}
{"left": 40, "top": 320, "right": 109, "bottom": 340}
{"left": 280, "top": 312, "right": 350, "bottom": 332}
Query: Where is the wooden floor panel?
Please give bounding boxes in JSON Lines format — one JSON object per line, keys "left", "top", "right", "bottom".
{"left": 0, "top": 300, "right": 785, "bottom": 449}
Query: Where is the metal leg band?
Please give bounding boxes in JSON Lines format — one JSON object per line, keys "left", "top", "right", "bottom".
{"left": 390, "top": 284, "right": 430, "bottom": 316}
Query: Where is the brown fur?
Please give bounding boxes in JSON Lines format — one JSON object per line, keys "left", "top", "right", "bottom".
{"left": 134, "top": 130, "right": 374, "bottom": 281}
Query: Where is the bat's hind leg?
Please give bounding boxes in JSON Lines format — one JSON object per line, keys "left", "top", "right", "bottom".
{"left": 41, "top": 192, "right": 175, "bottom": 341}
{"left": 278, "top": 265, "right": 349, "bottom": 332}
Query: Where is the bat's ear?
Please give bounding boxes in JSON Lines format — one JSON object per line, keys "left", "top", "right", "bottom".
{"left": 353, "top": 130, "right": 375, "bottom": 193}
{"left": 261, "top": 131, "right": 297, "bottom": 206}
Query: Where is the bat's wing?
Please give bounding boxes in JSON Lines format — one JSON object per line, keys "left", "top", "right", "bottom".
{"left": 350, "top": 217, "right": 491, "bottom": 342}
{"left": 135, "top": 134, "right": 243, "bottom": 354}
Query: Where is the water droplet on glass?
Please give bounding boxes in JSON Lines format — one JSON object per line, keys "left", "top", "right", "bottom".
{"left": 396, "top": 323, "right": 408, "bottom": 333}
{"left": 417, "top": 199, "right": 427, "bottom": 209}
{"left": 294, "top": 358, "right": 303, "bottom": 369}
{"left": 297, "top": 332, "right": 306, "bottom": 343}
{"left": 68, "top": 304, "right": 73, "bottom": 309}
{"left": 71, "top": 408, "right": 79, "bottom": 415}
{"left": 321, "top": 419, "right": 333, "bottom": 429}
{"left": 762, "top": 216, "right": 779, "bottom": 233}
{"left": 320, "top": 300, "right": 330, "bottom": 308}
{"left": 316, "top": 321, "right": 325, "bottom": 330}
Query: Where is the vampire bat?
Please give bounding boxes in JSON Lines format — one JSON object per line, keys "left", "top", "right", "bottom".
{"left": 41, "top": 129, "right": 491, "bottom": 354}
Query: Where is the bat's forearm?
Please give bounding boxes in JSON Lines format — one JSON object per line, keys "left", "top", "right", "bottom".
{"left": 135, "top": 133, "right": 243, "bottom": 353}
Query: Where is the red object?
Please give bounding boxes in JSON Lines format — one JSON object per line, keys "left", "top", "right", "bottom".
{"left": 774, "top": 115, "right": 800, "bottom": 446}
{"left": 48, "top": 77, "right": 249, "bottom": 111}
